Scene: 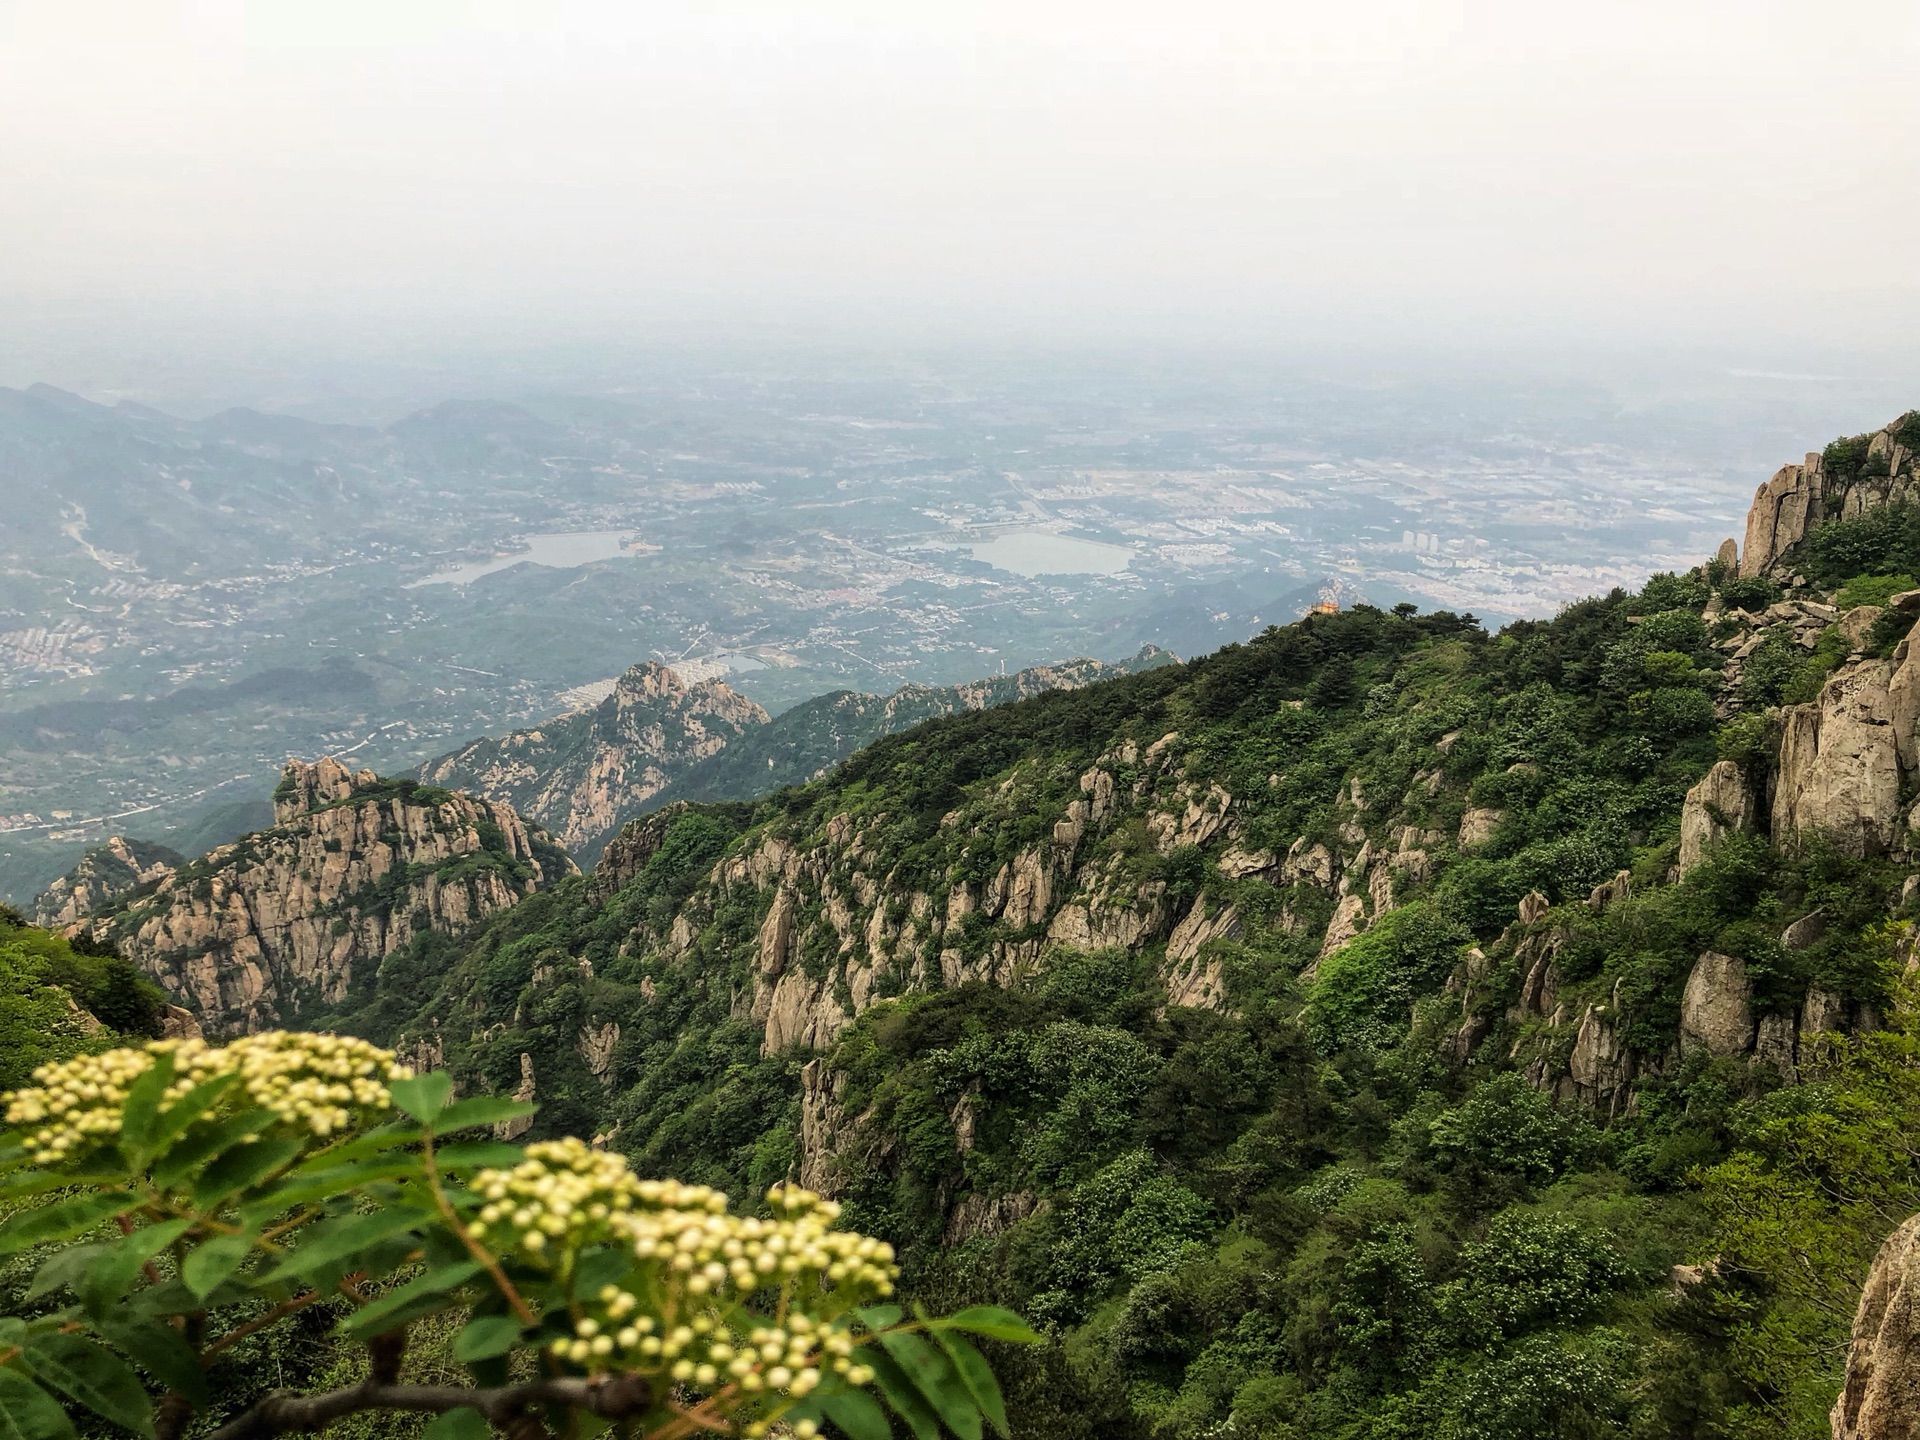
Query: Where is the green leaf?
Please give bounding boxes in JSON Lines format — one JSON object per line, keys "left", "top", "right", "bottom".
{"left": 938, "top": 1307, "right": 1042, "bottom": 1344}
{"left": 191, "top": 1134, "right": 305, "bottom": 1207}
{"left": 183, "top": 1231, "right": 254, "bottom": 1299}
{"left": 152, "top": 1107, "right": 274, "bottom": 1192}
{"left": 388, "top": 1072, "right": 453, "bottom": 1125}
{"left": 339, "top": 1260, "right": 484, "bottom": 1337}
{"left": 932, "top": 1332, "right": 1008, "bottom": 1439}
{"left": 147, "top": 1072, "right": 241, "bottom": 1156}
{"left": 879, "top": 1330, "right": 980, "bottom": 1440}
{"left": 257, "top": 1209, "right": 423, "bottom": 1286}
{"left": 0, "top": 1190, "right": 137, "bottom": 1256}
{"left": 433, "top": 1097, "right": 533, "bottom": 1134}
{"left": 856, "top": 1304, "right": 904, "bottom": 1333}
{"left": 452, "top": 1315, "right": 524, "bottom": 1362}
{"left": 84, "top": 1218, "right": 193, "bottom": 1317}
{"left": 0, "top": 1369, "right": 78, "bottom": 1440}
{"left": 239, "top": 1157, "right": 423, "bottom": 1226}
{"left": 863, "top": 1348, "right": 942, "bottom": 1440}
{"left": 117, "top": 1053, "right": 176, "bottom": 1157}
{"left": 432, "top": 1140, "right": 527, "bottom": 1170}
{"left": 22, "top": 1332, "right": 155, "bottom": 1438}
{"left": 821, "top": 1389, "right": 893, "bottom": 1440}
{"left": 96, "top": 1318, "right": 210, "bottom": 1406}
{"left": 420, "top": 1410, "right": 490, "bottom": 1440}
{"left": 26, "top": 1242, "right": 108, "bottom": 1300}
{"left": 0, "top": 1170, "right": 125, "bottom": 1203}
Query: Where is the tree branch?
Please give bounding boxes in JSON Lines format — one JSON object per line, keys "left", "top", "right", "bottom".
{"left": 205, "top": 1374, "right": 652, "bottom": 1440}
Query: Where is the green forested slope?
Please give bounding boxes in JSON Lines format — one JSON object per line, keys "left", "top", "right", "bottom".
{"left": 157, "top": 414, "right": 1920, "bottom": 1435}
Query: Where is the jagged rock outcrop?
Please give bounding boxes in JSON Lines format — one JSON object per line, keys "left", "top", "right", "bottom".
{"left": 1743, "top": 416, "right": 1920, "bottom": 578}
{"left": 418, "top": 662, "right": 769, "bottom": 864}
{"left": 32, "top": 836, "right": 182, "bottom": 928}
{"left": 98, "top": 758, "right": 570, "bottom": 1037}
{"left": 1833, "top": 1212, "right": 1920, "bottom": 1439}
{"left": 1774, "top": 661, "right": 1901, "bottom": 858}
{"left": 1677, "top": 761, "right": 1756, "bottom": 876}
{"left": 1680, "top": 951, "right": 1754, "bottom": 1056}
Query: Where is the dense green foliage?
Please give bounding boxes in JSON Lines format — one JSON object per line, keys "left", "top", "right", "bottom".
{"left": 0, "top": 906, "right": 162, "bottom": 1090}
{"left": 297, "top": 527, "right": 1920, "bottom": 1439}
{"left": 0, "top": 1032, "right": 1030, "bottom": 1440}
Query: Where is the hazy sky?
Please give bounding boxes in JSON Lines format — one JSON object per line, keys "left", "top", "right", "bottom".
{"left": 3, "top": 0, "right": 1918, "bottom": 353}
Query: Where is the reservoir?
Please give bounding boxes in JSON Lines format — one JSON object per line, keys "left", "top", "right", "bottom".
{"left": 408, "top": 531, "right": 644, "bottom": 587}
{"left": 968, "top": 531, "right": 1134, "bottom": 577}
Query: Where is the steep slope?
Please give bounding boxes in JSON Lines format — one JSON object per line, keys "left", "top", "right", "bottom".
{"left": 414, "top": 662, "right": 769, "bottom": 865}
{"left": 653, "top": 646, "right": 1177, "bottom": 807}
{"left": 31, "top": 836, "right": 182, "bottom": 928}
{"left": 312, "top": 412, "right": 1920, "bottom": 1439}
{"left": 87, "top": 757, "right": 573, "bottom": 1038}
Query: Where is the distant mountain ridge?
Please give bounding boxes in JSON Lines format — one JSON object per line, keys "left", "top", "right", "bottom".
{"left": 652, "top": 645, "right": 1180, "bottom": 809}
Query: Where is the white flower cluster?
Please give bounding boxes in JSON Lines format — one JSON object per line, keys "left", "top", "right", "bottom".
{"left": 3, "top": 1032, "right": 409, "bottom": 1165}
{"left": 470, "top": 1138, "right": 893, "bottom": 1416}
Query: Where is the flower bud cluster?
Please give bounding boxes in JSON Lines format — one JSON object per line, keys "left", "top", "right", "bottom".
{"left": 3, "top": 1032, "right": 408, "bottom": 1165}
{"left": 469, "top": 1138, "right": 895, "bottom": 1411}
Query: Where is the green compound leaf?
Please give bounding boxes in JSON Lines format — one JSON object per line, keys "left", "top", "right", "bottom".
{"left": 182, "top": 1231, "right": 255, "bottom": 1299}
{"left": 96, "top": 1317, "right": 210, "bottom": 1406}
{"left": 878, "top": 1329, "right": 981, "bottom": 1440}
{"left": 452, "top": 1315, "right": 524, "bottom": 1362}
{"left": 192, "top": 1133, "right": 306, "bottom": 1208}
{"left": 931, "top": 1330, "right": 1009, "bottom": 1439}
{"left": 433, "top": 1097, "right": 533, "bottom": 1135}
{"left": 257, "top": 1209, "right": 423, "bottom": 1286}
{"left": 938, "top": 1306, "right": 1043, "bottom": 1344}
{"left": 148, "top": 1072, "right": 242, "bottom": 1157}
{"left": 22, "top": 1332, "right": 155, "bottom": 1438}
{"left": 0, "top": 1190, "right": 138, "bottom": 1257}
{"left": 117, "top": 1053, "right": 177, "bottom": 1158}
{"left": 388, "top": 1072, "right": 454, "bottom": 1125}
{"left": 855, "top": 1304, "right": 904, "bottom": 1333}
{"left": 862, "top": 1346, "right": 942, "bottom": 1440}
{"left": 0, "top": 1369, "right": 78, "bottom": 1440}
{"left": 821, "top": 1388, "right": 893, "bottom": 1440}
{"left": 84, "top": 1218, "right": 193, "bottom": 1317}
{"left": 152, "top": 1107, "right": 275, "bottom": 1193}
{"left": 340, "top": 1259, "right": 485, "bottom": 1338}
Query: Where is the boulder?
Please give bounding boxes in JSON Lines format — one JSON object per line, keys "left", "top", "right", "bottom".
{"left": 1741, "top": 453, "right": 1827, "bottom": 577}
{"left": 1458, "top": 807, "right": 1504, "bottom": 850}
{"left": 1774, "top": 661, "right": 1901, "bottom": 858}
{"left": 1588, "top": 870, "right": 1633, "bottom": 912}
{"left": 1680, "top": 951, "right": 1753, "bottom": 1056}
{"left": 1677, "top": 761, "right": 1755, "bottom": 877}
{"left": 1833, "top": 1213, "right": 1920, "bottom": 1439}
{"left": 1517, "top": 891, "right": 1550, "bottom": 925}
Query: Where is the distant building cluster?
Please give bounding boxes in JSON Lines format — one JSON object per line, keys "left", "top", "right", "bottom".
{"left": 0, "top": 621, "right": 102, "bottom": 683}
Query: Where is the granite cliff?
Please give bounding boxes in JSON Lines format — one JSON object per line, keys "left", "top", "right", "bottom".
{"left": 416, "top": 661, "right": 770, "bottom": 866}
{"left": 83, "top": 757, "right": 572, "bottom": 1037}
{"left": 30, "top": 836, "right": 182, "bottom": 929}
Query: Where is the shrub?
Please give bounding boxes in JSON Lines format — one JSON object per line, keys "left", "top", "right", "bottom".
{"left": 1835, "top": 573, "right": 1918, "bottom": 610}
{"left": 0, "top": 1035, "right": 1032, "bottom": 1440}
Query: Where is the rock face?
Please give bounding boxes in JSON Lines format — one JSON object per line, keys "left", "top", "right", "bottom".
{"left": 98, "top": 758, "right": 571, "bottom": 1037}
{"left": 32, "top": 836, "right": 182, "bottom": 928}
{"left": 1677, "top": 761, "right": 1755, "bottom": 876}
{"left": 1742, "top": 417, "right": 1920, "bottom": 578}
{"left": 1679, "top": 951, "right": 1753, "bottom": 1056}
{"left": 1834, "top": 1212, "right": 1920, "bottom": 1440}
{"left": 418, "top": 662, "right": 769, "bottom": 866}
{"left": 1774, "top": 661, "right": 1902, "bottom": 858}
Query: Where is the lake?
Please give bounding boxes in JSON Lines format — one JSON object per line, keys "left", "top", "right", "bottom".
{"left": 407, "top": 531, "right": 644, "bottom": 588}
{"left": 968, "top": 531, "right": 1134, "bottom": 577}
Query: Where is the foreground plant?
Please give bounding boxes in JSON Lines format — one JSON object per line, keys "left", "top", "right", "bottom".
{"left": 0, "top": 1033, "right": 1034, "bottom": 1439}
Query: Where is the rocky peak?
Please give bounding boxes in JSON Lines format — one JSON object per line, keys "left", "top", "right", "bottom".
{"left": 97, "top": 762, "right": 573, "bottom": 1037}
{"left": 273, "top": 756, "right": 376, "bottom": 824}
{"left": 417, "top": 661, "right": 769, "bottom": 864}
{"left": 1741, "top": 413, "right": 1920, "bottom": 579}
{"left": 31, "top": 835, "right": 182, "bottom": 929}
